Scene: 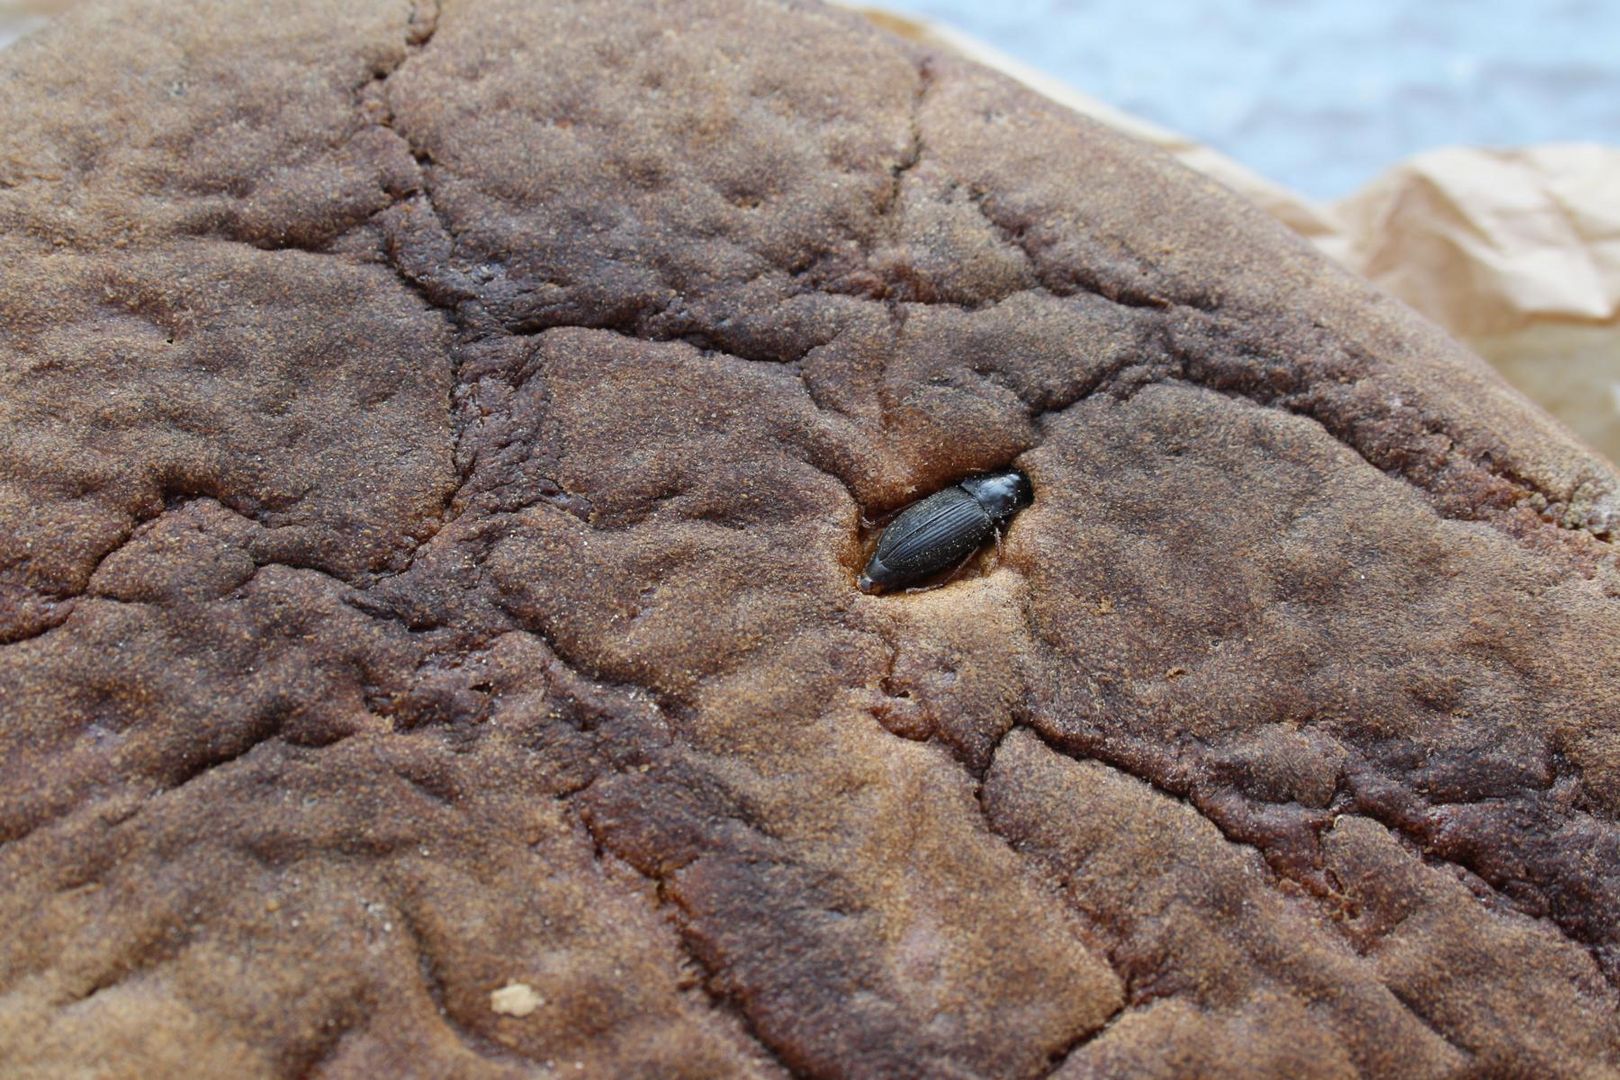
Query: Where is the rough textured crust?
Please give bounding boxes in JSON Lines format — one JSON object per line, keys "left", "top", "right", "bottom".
{"left": 0, "top": 1, "right": 1617, "bottom": 1077}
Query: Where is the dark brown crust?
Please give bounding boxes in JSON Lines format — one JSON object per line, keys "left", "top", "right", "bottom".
{"left": 0, "top": 1, "right": 1617, "bottom": 1076}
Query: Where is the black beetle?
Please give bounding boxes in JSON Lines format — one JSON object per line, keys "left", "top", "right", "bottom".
{"left": 858, "top": 469, "right": 1033, "bottom": 594}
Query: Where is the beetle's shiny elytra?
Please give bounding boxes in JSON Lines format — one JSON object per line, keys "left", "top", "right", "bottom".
{"left": 858, "top": 470, "right": 1033, "bottom": 594}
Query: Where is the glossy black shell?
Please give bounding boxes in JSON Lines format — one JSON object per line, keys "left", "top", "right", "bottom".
{"left": 858, "top": 470, "right": 1032, "bottom": 593}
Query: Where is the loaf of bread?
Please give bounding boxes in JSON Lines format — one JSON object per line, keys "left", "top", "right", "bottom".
{"left": 0, "top": 1, "right": 1615, "bottom": 1075}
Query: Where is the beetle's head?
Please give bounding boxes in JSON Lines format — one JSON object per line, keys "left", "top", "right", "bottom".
{"left": 960, "top": 470, "right": 1032, "bottom": 520}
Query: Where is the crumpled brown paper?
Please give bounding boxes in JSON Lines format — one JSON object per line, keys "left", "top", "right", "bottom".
{"left": 860, "top": 8, "right": 1620, "bottom": 465}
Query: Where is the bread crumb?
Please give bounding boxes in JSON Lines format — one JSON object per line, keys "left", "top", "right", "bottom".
{"left": 490, "top": 982, "right": 544, "bottom": 1017}
{"left": 1096, "top": 597, "right": 1115, "bottom": 615}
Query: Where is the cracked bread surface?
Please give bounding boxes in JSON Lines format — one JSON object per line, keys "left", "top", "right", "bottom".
{"left": 0, "top": 1, "right": 1618, "bottom": 1077}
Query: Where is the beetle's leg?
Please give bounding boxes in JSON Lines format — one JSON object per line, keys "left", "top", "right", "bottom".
{"left": 901, "top": 547, "right": 982, "bottom": 594}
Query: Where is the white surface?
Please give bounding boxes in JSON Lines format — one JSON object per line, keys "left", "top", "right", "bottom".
{"left": 0, "top": 13, "right": 44, "bottom": 51}
{"left": 873, "top": 0, "right": 1620, "bottom": 198}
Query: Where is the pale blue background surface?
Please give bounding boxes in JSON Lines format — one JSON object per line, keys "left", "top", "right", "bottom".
{"left": 872, "top": 0, "right": 1620, "bottom": 198}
